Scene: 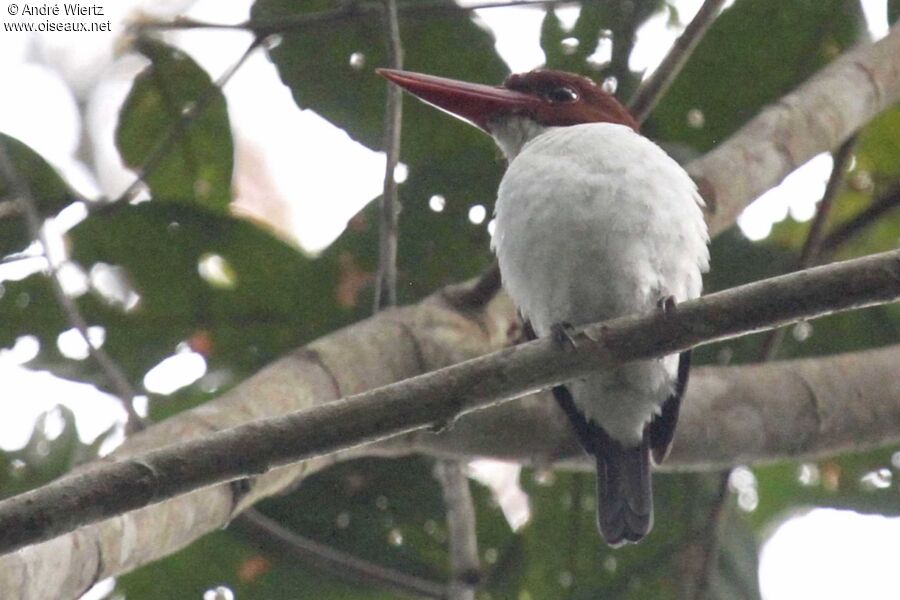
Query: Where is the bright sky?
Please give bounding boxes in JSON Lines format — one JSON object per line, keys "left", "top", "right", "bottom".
{"left": 0, "top": 1, "right": 896, "bottom": 598}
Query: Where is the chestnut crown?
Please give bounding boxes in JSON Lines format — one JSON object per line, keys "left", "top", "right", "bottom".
{"left": 502, "top": 70, "right": 638, "bottom": 131}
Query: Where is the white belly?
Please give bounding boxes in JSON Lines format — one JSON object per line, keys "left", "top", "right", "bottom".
{"left": 492, "top": 123, "right": 709, "bottom": 444}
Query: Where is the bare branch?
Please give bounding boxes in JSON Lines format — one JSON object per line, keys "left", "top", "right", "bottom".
{"left": 3, "top": 20, "right": 900, "bottom": 599}
{"left": 434, "top": 462, "right": 480, "bottom": 600}
{"left": 233, "top": 509, "right": 448, "bottom": 599}
{"left": 820, "top": 183, "right": 900, "bottom": 255}
{"left": 409, "top": 343, "right": 900, "bottom": 470}
{"left": 0, "top": 249, "right": 897, "bottom": 558}
{"left": 628, "top": 0, "right": 728, "bottom": 124}
{"left": 691, "top": 21, "right": 900, "bottom": 237}
{"left": 0, "top": 140, "right": 144, "bottom": 432}
{"left": 799, "top": 137, "right": 858, "bottom": 265}
{"left": 131, "top": 1, "right": 582, "bottom": 37}
{"left": 757, "top": 136, "right": 857, "bottom": 360}
{"left": 693, "top": 134, "right": 855, "bottom": 596}
{"left": 374, "top": 0, "right": 404, "bottom": 311}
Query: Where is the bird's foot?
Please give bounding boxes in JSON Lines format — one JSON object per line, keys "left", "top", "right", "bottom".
{"left": 657, "top": 295, "right": 677, "bottom": 315}
{"left": 551, "top": 322, "right": 578, "bottom": 351}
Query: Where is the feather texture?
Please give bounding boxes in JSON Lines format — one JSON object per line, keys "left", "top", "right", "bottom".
{"left": 493, "top": 121, "right": 708, "bottom": 544}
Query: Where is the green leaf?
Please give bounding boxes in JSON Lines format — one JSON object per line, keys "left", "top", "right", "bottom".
{"left": 649, "top": 0, "right": 864, "bottom": 152}
{"left": 252, "top": 0, "right": 509, "bottom": 300}
{"left": 69, "top": 203, "right": 343, "bottom": 379}
{"left": 0, "top": 133, "right": 76, "bottom": 258}
{"left": 890, "top": 0, "right": 899, "bottom": 24}
{"left": 116, "top": 38, "right": 233, "bottom": 213}
{"left": 0, "top": 202, "right": 350, "bottom": 391}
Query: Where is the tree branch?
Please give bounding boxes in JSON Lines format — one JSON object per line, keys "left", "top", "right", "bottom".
{"left": 628, "top": 0, "right": 728, "bottom": 124}
{"left": 689, "top": 21, "right": 900, "bottom": 236}
{"left": 820, "top": 183, "right": 900, "bottom": 255}
{"left": 407, "top": 343, "right": 900, "bottom": 470}
{"left": 3, "top": 22, "right": 900, "bottom": 600}
{"left": 433, "top": 462, "right": 480, "bottom": 600}
{"left": 0, "top": 249, "right": 897, "bottom": 560}
{"left": 130, "top": 1, "right": 583, "bottom": 36}
{"left": 757, "top": 136, "right": 857, "bottom": 362}
{"left": 374, "top": 0, "right": 404, "bottom": 311}
{"left": 233, "top": 509, "right": 448, "bottom": 599}
{"left": 0, "top": 140, "right": 144, "bottom": 432}
{"left": 693, "top": 134, "right": 857, "bottom": 600}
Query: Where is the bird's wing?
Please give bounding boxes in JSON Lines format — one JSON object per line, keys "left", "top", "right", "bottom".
{"left": 648, "top": 350, "right": 691, "bottom": 464}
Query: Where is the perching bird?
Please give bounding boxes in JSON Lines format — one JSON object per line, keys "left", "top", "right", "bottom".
{"left": 378, "top": 68, "right": 709, "bottom": 546}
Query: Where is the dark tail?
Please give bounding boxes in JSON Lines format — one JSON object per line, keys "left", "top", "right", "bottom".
{"left": 594, "top": 427, "right": 653, "bottom": 546}
{"left": 551, "top": 384, "right": 653, "bottom": 546}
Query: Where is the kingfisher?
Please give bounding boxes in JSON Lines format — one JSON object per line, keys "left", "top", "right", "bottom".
{"left": 378, "top": 67, "right": 709, "bottom": 546}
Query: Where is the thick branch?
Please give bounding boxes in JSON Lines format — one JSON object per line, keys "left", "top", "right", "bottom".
{"left": 410, "top": 343, "right": 900, "bottom": 471}
{"left": 3, "top": 21, "right": 900, "bottom": 600}
{"left": 0, "top": 250, "right": 897, "bottom": 559}
{"left": 690, "top": 21, "right": 900, "bottom": 236}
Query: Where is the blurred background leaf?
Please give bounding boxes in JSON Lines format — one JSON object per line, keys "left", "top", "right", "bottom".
{"left": 648, "top": 0, "right": 864, "bottom": 154}
{"left": 117, "top": 38, "right": 234, "bottom": 213}
{"left": 253, "top": 0, "right": 509, "bottom": 302}
{"left": 0, "top": 134, "right": 76, "bottom": 258}
{"left": 0, "top": 0, "right": 898, "bottom": 598}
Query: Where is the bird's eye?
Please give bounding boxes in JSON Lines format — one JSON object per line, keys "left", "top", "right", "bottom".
{"left": 546, "top": 87, "right": 578, "bottom": 103}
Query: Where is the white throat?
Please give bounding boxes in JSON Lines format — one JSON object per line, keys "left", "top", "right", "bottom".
{"left": 488, "top": 116, "right": 551, "bottom": 160}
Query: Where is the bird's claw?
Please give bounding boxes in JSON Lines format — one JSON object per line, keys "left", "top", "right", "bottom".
{"left": 657, "top": 295, "right": 677, "bottom": 315}
{"left": 551, "top": 322, "right": 578, "bottom": 351}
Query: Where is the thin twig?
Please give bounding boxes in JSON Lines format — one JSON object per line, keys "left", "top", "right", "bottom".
{"left": 368, "top": 2, "right": 481, "bottom": 587}
{"left": 0, "top": 141, "right": 145, "bottom": 433}
{"left": 113, "top": 39, "right": 261, "bottom": 205}
{"left": 443, "top": 261, "right": 503, "bottom": 310}
{"left": 606, "top": 0, "right": 649, "bottom": 100}
{"left": 374, "top": 0, "right": 404, "bottom": 311}
{"left": 820, "top": 183, "right": 900, "bottom": 256}
{"left": 132, "top": 1, "right": 582, "bottom": 37}
{"left": 687, "top": 473, "right": 731, "bottom": 600}
{"left": 628, "top": 0, "right": 727, "bottom": 124}
{"left": 232, "top": 508, "right": 448, "bottom": 599}
{"left": 245, "top": 1, "right": 420, "bottom": 593}
{"left": 692, "top": 136, "right": 857, "bottom": 600}
{"left": 1, "top": 247, "right": 899, "bottom": 555}
{"left": 757, "top": 137, "right": 857, "bottom": 359}
{"left": 434, "top": 462, "right": 480, "bottom": 600}
{"left": 798, "top": 138, "right": 858, "bottom": 267}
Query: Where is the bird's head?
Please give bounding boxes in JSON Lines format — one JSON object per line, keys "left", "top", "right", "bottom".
{"left": 377, "top": 68, "right": 638, "bottom": 158}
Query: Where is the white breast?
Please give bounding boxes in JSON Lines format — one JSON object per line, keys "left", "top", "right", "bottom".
{"left": 492, "top": 122, "right": 709, "bottom": 443}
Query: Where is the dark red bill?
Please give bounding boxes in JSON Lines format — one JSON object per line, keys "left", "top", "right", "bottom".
{"left": 377, "top": 68, "right": 539, "bottom": 131}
